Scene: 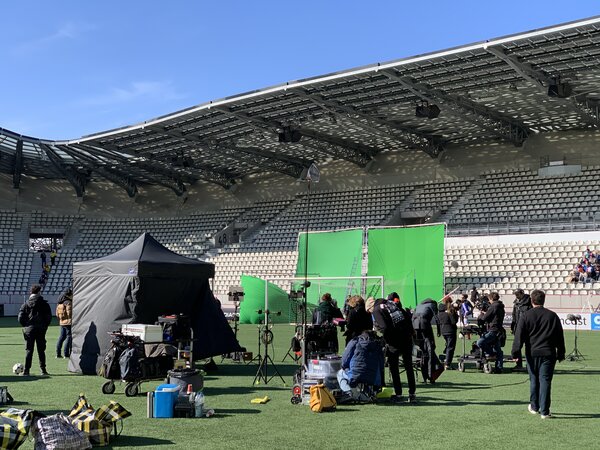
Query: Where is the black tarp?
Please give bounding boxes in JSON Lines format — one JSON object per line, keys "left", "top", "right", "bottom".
{"left": 68, "top": 232, "right": 241, "bottom": 374}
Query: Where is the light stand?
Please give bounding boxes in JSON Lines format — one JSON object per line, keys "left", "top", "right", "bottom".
{"left": 300, "top": 163, "right": 319, "bottom": 370}
{"left": 566, "top": 314, "right": 584, "bottom": 361}
{"left": 253, "top": 310, "right": 285, "bottom": 385}
{"left": 223, "top": 287, "right": 244, "bottom": 362}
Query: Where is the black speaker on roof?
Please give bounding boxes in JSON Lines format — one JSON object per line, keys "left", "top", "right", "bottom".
{"left": 278, "top": 127, "right": 302, "bottom": 143}
{"left": 415, "top": 103, "right": 440, "bottom": 119}
{"left": 548, "top": 82, "right": 572, "bottom": 98}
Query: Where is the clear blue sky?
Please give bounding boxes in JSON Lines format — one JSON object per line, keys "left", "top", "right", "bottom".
{"left": 1, "top": 1, "right": 599, "bottom": 140}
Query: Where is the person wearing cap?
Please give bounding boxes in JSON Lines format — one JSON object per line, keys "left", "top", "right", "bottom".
{"left": 366, "top": 295, "right": 416, "bottom": 404}
{"left": 511, "top": 289, "right": 532, "bottom": 370}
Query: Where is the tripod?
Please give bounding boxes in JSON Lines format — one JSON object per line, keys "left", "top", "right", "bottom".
{"left": 222, "top": 301, "right": 243, "bottom": 363}
{"left": 253, "top": 312, "right": 285, "bottom": 385}
{"left": 282, "top": 325, "right": 302, "bottom": 363}
{"left": 567, "top": 321, "right": 585, "bottom": 361}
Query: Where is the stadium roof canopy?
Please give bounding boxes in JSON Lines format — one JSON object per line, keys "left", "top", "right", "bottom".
{"left": 2, "top": 16, "right": 600, "bottom": 197}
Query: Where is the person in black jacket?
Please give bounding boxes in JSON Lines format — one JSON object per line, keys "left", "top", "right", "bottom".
{"left": 312, "top": 293, "right": 343, "bottom": 325}
{"left": 18, "top": 285, "right": 52, "bottom": 376}
{"left": 511, "top": 289, "right": 532, "bottom": 370}
{"left": 366, "top": 296, "right": 416, "bottom": 404}
{"left": 476, "top": 292, "right": 505, "bottom": 373}
{"left": 511, "top": 290, "right": 565, "bottom": 419}
{"left": 412, "top": 298, "right": 442, "bottom": 383}
{"left": 343, "top": 295, "right": 373, "bottom": 345}
{"left": 437, "top": 299, "right": 458, "bottom": 370}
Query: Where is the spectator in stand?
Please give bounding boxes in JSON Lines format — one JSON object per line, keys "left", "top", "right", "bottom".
{"left": 40, "top": 251, "right": 47, "bottom": 268}
{"left": 511, "top": 290, "right": 565, "bottom": 419}
{"left": 50, "top": 249, "right": 57, "bottom": 266}
{"left": 343, "top": 295, "right": 373, "bottom": 345}
{"left": 511, "top": 289, "right": 532, "bottom": 370}
{"left": 437, "top": 298, "right": 458, "bottom": 370}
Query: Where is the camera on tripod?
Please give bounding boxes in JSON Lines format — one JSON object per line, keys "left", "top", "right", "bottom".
{"left": 228, "top": 286, "right": 245, "bottom": 304}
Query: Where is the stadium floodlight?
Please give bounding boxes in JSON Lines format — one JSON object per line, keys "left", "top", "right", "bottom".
{"left": 415, "top": 101, "right": 441, "bottom": 119}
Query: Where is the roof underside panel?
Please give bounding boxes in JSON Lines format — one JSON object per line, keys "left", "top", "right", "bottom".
{"left": 2, "top": 16, "right": 600, "bottom": 192}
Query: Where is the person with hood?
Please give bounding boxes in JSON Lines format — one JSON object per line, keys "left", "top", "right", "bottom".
{"left": 343, "top": 295, "right": 373, "bottom": 345}
{"left": 18, "top": 285, "right": 52, "bottom": 376}
{"left": 412, "top": 298, "right": 442, "bottom": 383}
{"left": 337, "top": 329, "right": 384, "bottom": 402}
{"left": 511, "top": 289, "right": 532, "bottom": 370}
{"left": 55, "top": 287, "right": 73, "bottom": 358}
{"left": 477, "top": 292, "right": 506, "bottom": 373}
{"left": 366, "top": 294, "right": 416, "bottom": 403}
{"left": 312, "top": 293, "right": 343, "bottom": 325}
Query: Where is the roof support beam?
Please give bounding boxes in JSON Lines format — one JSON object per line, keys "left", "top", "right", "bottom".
{"left": 155, "top": 126, "right": 312, "bottom": 179}
{"left": 41, "top": 144, "right": 87, "bottom": 197}
{"left": 216, "top": 106, "right": 377, "bottom": 167}
{"left": 382, "top": 69, "right": 530, "bottom": 147}
{"left": 58, "top": 145, "right": 138, "bottom": 198}
{"left": 486, "top": 46, "right": 600, "bottom": 126}
{"left": 294, "top": 88, "right": 445, "bottom": 157}
{"left": 12, "top": 139, "right": 23, "bottom": 189}
{"left": 87, "top": 137, "right": 236, "bottom": 189}
{"left": 74, "top": 143, "right": 190, "bottom": 196}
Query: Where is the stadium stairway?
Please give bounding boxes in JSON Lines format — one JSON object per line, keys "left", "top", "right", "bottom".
{"left": 382, "top": 189, "right": 417, "bottom": 226}
{"left": 438, "top": 176, "right": 486, "bottom": 225}
{"left": 13, "top": 213, "right": 30, "bottom": 249}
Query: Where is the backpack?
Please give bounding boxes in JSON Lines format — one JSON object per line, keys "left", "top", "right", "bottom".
{"left": 309, "top": 384, "right": 336, "bottom": 413}
{"left": 381, "top": 301, "right": 409, "bottom": 331}
{"left": 119, "top": 348, "right": 141, "bottom": 381}
{"left": 99, "top": 347, "right": 123, "bottom": 379}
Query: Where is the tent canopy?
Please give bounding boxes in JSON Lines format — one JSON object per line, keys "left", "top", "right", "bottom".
{"left": 69, "top": 233, "right": 239, "bottom": 374}
{"left": 73, "top": 232, "right": 215, "bottom": 279}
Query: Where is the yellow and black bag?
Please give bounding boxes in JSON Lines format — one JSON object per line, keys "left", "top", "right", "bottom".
{"left": 309, "top": 384, "right": 336, "bottom": 413}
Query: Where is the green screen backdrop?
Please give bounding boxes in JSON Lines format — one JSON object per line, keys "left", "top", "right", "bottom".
{"left": 367, "top": 224, "right": 445, "bottom": 308}
{"left": 239, "top": 275, "right": 290, "bottom": 324}
{"left": 295, "top": 229, "right": 363, "bottom": 306}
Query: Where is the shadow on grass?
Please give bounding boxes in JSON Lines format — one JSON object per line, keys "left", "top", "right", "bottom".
{"left": 555, "top": 412, "right": 600, "bottom": 419}
{"left": 204, "top": 385, "right": 288, "bottom": 396}
{"left": 414, "top": 396, "right": 524, "bottom": 407}
{"left": 211, "top": 408, "right": 262, "bottom": 418}
{"left": 555, "top": 369, "right": 600, "bottom": 375}
{"left": 417, "top": 378, "right": 529, "bottom": 392}
{"left": 111, "top": 436, "right": 174, "bottom": 447}
{"left": 215, "top": 362, "right": 300, "bottom": 379}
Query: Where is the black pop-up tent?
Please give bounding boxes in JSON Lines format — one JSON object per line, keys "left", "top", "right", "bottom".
{"left": 68, "top": 232, "right": 241, "bottom": 374}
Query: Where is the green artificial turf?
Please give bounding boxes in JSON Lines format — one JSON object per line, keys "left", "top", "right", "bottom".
{"left": 1, "top": 318, "right": 598, "bottom": 449}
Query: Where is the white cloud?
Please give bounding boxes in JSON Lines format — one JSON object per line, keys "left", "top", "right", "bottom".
{"left": 11, "top": 22, "right": 96, "bottom": 55}
{"left": 77, "top": 81, "right": 186, "bottom": 106}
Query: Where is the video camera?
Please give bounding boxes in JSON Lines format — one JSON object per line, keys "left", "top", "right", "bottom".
{"left": 228, "top": 286, "right": 245, "bottom": 303}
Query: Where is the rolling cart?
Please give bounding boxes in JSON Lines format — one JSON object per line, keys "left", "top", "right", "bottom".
{"left": 100, "top": 327, "right": 194, "bottom": 397}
